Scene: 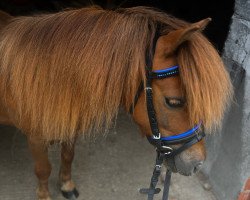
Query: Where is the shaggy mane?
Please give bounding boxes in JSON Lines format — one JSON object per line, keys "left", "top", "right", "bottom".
{"left": 0, "top": 6, "right": 232, "bottom": 141}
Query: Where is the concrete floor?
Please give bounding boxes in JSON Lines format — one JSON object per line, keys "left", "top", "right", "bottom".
{"left": 0, "top": 112, "right": 217, "bottom": 200}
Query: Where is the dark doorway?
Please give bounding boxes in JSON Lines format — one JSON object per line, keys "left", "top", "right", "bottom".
{"left": 0, "top": 0, "right": 235, "bottom": 52}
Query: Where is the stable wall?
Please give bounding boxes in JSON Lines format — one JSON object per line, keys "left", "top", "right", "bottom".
{"left": 202, "top": 0, "right": 250, "bottom": 199}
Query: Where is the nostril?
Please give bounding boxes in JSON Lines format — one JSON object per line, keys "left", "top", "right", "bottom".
{"left": 193, "top": 161, "right": 203, "bottom": 173}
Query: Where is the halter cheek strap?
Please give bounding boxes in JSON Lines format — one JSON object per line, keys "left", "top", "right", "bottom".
{"left": 144, "top": 66, "right": 180, "bottom": 140}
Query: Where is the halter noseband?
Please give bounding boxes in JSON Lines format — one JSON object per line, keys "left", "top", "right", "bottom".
{"left": 134, "top": 36, "right": 205, "bottom": 200}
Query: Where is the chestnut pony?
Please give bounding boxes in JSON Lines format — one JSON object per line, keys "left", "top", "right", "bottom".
{"left": 0, "top": 6, "right": 232, "bottom": 200}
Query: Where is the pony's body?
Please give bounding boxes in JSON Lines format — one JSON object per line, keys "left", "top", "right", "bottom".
{"left": 0, "top": 6, "right": 232, "bottom": 200}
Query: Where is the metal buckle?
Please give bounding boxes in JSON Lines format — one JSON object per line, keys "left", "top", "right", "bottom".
{"left": 155, "top": 165, "right": 162, "bottom": 170}
{"left": 152, "top": 133, "right": 161, "bottom": 140}
{"left": 145, "top": 87, "right": 152, "bottom": 91}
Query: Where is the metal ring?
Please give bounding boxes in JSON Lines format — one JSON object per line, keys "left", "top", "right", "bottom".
{"left": 161, "top": 146, "right": 173, "bottom": 155}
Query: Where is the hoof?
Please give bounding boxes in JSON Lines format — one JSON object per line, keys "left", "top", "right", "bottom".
{"left": 36, "top": 189, "right": 52, "bottom": 200}
{"left": 61, "top": 188, "right": 79, "bottom": 200}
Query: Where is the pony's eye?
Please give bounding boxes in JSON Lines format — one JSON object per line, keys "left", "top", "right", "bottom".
{"left": 165, "top": 98, "right": 185, "bottom": 108}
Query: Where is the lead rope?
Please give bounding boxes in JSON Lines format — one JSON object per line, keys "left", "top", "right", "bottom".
{"left": 139, "top": 151, "right": 172, "bottom": 200}
{"left": 141, "top": 131, "right": 206, "bottom": 200}
{"left": 162, "top": 170, "right": 171, "bottom": 200}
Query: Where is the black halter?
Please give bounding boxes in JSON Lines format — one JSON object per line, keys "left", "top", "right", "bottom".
{"left": 133, "top": 33, "right": 206, "bottom": 200}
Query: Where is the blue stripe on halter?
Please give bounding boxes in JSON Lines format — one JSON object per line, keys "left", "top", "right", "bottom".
{"left": 153, "top": 65, "right": 179, "bottom": 73}
{"left": 160, "top": 123, "right": 201, "bottom": 141}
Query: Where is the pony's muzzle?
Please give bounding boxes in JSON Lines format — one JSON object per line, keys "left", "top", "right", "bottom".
{"left": 164, "top": 142, "right": 206, "bottom": 176}
{"left": 173, "top": 152, "right": 205, "bottom": 176}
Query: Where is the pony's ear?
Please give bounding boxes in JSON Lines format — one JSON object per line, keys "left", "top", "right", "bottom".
{"left": 156, "top": 18, "right": 211, "bottom": 57}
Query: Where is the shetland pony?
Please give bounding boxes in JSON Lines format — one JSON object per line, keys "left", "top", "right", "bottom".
{"left": 0, "top": 6, "right": 232, "bottom": 200}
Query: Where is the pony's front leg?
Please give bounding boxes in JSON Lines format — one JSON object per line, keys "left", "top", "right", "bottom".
{"left": 59, "top": 139, "right": 79, "bottom": 199}
{"left": 28, "top": 136, "right": 52, "bottom": 200}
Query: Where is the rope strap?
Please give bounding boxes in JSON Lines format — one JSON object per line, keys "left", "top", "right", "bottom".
{"left": 162, "top": 170, "right": 172, "bottom": 200}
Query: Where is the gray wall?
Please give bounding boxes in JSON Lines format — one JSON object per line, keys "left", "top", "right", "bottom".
{"left": 202, "top": 0, "right": 250, "bottom": 199}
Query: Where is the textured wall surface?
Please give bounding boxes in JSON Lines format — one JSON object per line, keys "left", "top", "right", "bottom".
{"left": 202, "top": 0, "right": 250, "bottom": 200}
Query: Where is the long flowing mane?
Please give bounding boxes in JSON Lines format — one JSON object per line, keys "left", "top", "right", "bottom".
{"left": 0, "top": 6, "right": 232, "bottom": 141}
